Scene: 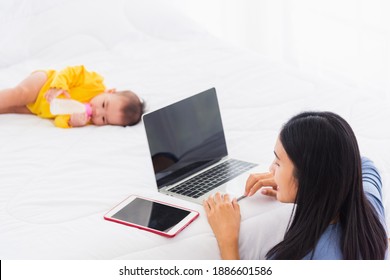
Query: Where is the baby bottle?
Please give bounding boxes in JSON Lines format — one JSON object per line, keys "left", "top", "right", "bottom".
{"left": 50, "top": 98, "right": 92, "bottom": 118}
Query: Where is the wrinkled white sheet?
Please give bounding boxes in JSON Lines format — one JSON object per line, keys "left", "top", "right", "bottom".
{"left": 0, "top": 0, "right": 388, "bottom": 259}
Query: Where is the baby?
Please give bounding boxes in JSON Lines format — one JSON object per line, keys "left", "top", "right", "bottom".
{"left": 0, "top": 65, "right": 143, "bottom": 128}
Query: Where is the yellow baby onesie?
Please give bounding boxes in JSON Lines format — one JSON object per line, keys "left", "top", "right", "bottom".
{"left": 27, "top": 65, "right": 106, "bottom": 128}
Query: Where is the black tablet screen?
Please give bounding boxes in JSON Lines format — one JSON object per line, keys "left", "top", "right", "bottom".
{"left": 112, "top": 198, "right": 190, "bottom": 232}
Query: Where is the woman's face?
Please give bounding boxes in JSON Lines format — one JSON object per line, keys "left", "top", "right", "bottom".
{"left": 269, "top": 137, "right": 298, "bottom": 203}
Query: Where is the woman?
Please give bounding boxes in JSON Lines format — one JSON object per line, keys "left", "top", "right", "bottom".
{"left": 203, "top": 111, "right": 388, "bottom": 259}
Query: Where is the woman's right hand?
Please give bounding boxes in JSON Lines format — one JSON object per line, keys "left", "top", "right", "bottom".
{"left": 244, "top": 172, "right": 278, "bottom": 198}
{"left": 44, "top": 88, "right": 70, "bottom": 103}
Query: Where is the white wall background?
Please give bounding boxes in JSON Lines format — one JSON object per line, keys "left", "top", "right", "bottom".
{"left": 169, "top": 0, "right": 390, "bottom": 97}
{"left": 2, "top": 0, "right": 388, "bottom": 97}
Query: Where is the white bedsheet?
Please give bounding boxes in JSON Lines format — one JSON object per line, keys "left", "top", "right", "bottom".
{"left": 0, "top": 0, "right": 389, "bottom": 259}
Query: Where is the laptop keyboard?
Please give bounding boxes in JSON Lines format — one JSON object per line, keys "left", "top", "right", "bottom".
{"left": 168, "top": 159, "right": 257, "bottom": 199}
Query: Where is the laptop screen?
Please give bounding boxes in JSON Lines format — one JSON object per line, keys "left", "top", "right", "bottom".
{"left": 143, "top": 88, "right": 228, "bottom": 188}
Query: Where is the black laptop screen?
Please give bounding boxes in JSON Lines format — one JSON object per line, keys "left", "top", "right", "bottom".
{"left": 143, "top": 88, "right": 228, "bottom": 188}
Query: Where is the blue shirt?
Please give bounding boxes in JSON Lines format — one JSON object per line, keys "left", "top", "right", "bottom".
{"left": 302, "top": 157, "right": 388, "bottom": 259}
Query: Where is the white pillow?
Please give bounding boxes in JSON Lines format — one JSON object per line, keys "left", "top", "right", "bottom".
{"left": 0, "top": 0, "right": 144, "bottom": 67}
{"left": 0, "top": 0, "right": 33, "bottom": 67}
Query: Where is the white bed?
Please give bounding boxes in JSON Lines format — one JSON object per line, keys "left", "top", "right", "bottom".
{"left": 0, "top": 0, "right": 389, "bottom": 260}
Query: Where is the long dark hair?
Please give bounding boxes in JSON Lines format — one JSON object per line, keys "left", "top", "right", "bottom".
{"left": 266, "top": 111, "right": 388, "bottom": 259}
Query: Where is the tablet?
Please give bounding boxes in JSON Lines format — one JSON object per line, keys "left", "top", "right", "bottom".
{"left": 104, "top": 195, "right": 199, "bottom": 237}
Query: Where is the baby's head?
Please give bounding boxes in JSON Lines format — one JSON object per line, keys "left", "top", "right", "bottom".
{"left": 89, "top": 90, "right": 143, "bottom": 126}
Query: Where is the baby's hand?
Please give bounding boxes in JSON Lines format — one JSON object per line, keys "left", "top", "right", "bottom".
{"left": 45, "top": 88, "right": 70, "bottom": 103}
{"left": 69, "top": 112, "right": 90, "bottom": 127}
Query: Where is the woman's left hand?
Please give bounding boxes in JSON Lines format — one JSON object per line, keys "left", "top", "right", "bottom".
{"left": 203, "top": 193, "right": 241, "bottom": 259}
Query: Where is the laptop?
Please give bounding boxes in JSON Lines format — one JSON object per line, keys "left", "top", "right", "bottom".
{"left": 142, "top": 88, "right": 258, "bottom": 204}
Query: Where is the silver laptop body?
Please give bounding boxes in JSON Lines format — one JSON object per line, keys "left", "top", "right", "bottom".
{"left": 142, "top": 88, "right": 258, "bottom": 204}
